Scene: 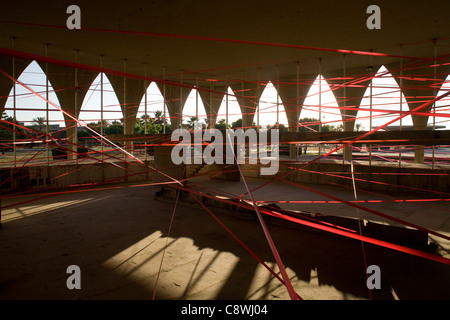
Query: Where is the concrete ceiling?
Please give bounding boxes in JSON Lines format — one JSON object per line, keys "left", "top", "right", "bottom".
{"left": 0, "top": 0, "right": 449, "bottom": 85}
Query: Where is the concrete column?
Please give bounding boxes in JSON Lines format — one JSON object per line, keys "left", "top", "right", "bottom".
{"left": 42, "top": 62, "right": 98, "bottom": 160}
{"left": 108, "top": 75, "right": 146, "bottom": 154}
{"left": 274, "top": 76, "right": 310, "bottom": 130}
{"left": 198, "top": 83, "right": 227, "bottom": 129}
{"left": 323, "top": 66, "right": 373, "bottom": 162}
{"left": 229, "top": 79, "right": 264, "bottom": 129}
{"left": 153, "top": 145, "right": 185, "bottom": 183}
{"left": 156, "top": 82, "right": 191, "bottom": 130}
{"left": 0, "top": 54, "right": 31, "bottom": 115}
{"left": 275, "top": 74, "right": 310, "bottom": 158}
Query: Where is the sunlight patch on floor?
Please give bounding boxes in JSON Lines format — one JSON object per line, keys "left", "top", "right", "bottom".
{"left": 1, "top": 197, "right": 104, "bottom": 222}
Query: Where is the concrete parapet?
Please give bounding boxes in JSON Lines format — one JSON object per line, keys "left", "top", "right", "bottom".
{"left": 0, "top": 160, "right": 154, "bottom": 195}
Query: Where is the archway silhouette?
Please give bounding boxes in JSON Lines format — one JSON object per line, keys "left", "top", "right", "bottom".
{"left": 182, "top": 87, "right": 207, "bottom": 127}
{"left": 79, "top": 73, "right": 123, "bottom": 125}
{"left": 300, "top": 75, "right": 342, "bottom": 131}
{"left": 258, "top": 81, "right": 288, "bottom": 127}
{"left": 216, "top": 87, "right": 242, "bottom": 126}
{"left": 356, "top": 65, "right": 411, "bottom": 131}
{"left": 4, "top": 60, "right": 64, "bottom": 131}
{"left": 138, "top": 82, "right": 165, "bottom": 119}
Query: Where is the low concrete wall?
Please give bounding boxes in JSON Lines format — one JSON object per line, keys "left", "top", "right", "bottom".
{"left": 1, "top": 158, "right": 449, "bottom": 196}
{"left": 238, "top": 160, "right": 450, "bottom": 196}
{"left": 0, "top": 160, "right": 155, "bottom": 194}
{"left": 278, "top": 161, "right": 450, "bottom": 195}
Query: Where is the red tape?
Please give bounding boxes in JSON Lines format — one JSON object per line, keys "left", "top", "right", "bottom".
{"left": 171, "top": 184, "right": 450, "bottom": 266}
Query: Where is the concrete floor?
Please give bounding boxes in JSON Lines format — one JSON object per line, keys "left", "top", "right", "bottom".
{"left": 1, "top": 177, "right": 450, "bottom": 300}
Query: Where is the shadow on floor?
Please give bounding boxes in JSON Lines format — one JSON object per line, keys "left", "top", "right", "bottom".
{"left": 0, "top": 183, "right": 449, "bottom": 300}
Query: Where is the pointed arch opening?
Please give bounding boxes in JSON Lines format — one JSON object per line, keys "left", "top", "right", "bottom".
{"left": 258, "top": 81, "right": 288, "bottom": 128}
{"left": 77, "top": 73, "right": 124, "bottom": 154}
{"left": 79, "top": 73, "right": 123, "bottom": 126}
{"left": 4, "top": 60, "right": 64, "bottom": 131}
{"left": 215, "top": 87, "right": 242, "bottom": 128}
{"left": 136, "top": 81, "right": 167, "bottom": 134}
{"left": 356, "top": 65, "right": 411, "bottom": 132}
{"left": 300, "top": 75, "right": 343, "bottom": 132}
{"left": 182, "top": 87, "right": 207, "bottom": 128}
{"left": 3, "top": 60, "right": 65, "bottom": 163}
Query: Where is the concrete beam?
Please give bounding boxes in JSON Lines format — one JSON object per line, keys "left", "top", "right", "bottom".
{"left": 229, "top": 79, "right": 264, "bottom": 129}
{"left": 198, "top": 84, "right": 227, "bottom": 129}
{"left": 156, "top": 82, "right": 191, "bottom": 130}
{"left": 107, "top": 74, "right": 146, "bottom": 133}
{"left": 274, "top": 74, "right": 311, "bottom": 131}
{"left": 108, "top": 129, "right": 450, "bottom": 146}
{"left": 278, "top": 130, "right": 450, "bottom": 146}
{"left": 322, "top": 65, "right": 375, "bottom": 162}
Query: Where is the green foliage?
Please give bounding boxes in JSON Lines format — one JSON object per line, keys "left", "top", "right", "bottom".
{"left": 136, "top": 112, "right": 172, "bottom": 134}
{"left": 134, "top": 115, "right": 163, "bottom": 134}
{"left": 184, "top": 116, "right": 203, "bottom": 130}
{"left": 1, "top": 112, "right": 14, "bottom": 153}
{"left": 298, "top": 118, "right": 342, "bottom": 132}
{"left": 266, "top": 123, "right": 289, "bottom": 132}
{"left": 105, "top": 122, "right": 124, "bottom": 135}
{"left": 214, "top": 119, "right": 229, "bottom": 130}
{"left": 231, "top": 118, "right": 242, "bottom": 129}
{"left": 32, "top": 117, "right": 46, "bottom": 132}
{"left": 152, "top": 110, "right": 172, "bottom": 133}
{"left": 1, "top": 112, "right": 14, "bottom": 140}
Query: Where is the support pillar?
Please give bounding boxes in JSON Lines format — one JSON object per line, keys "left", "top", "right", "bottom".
{"left": 154, "top": 145, "right": 185, "bottom": 183}
{"left": 108, "top": 66, "right": 147, "bottom": 156}
{"left": 275, "top": 69, "right": 309, "bottom": 158}
{"left": 156, "top": 81, "right": 191, "bottom": 130}
{"left": 198, "top": 83, "right": 227, "bottom": 129}
{"left": 323, "top": 65, "right": 373, "bottom": 163}
{"left": 42, "top": 62, "right": 97, "bottom": 160}
{"left": 230, "top": 76, "right": 263, "bottom": 129}
{"left": 0, "top": 54, "right": 30, "bottom": 115}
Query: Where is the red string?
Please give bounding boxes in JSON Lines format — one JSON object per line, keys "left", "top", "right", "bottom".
{"left": 0, "top": 20, "right": 432, "bottom": 61}
{"left": 226, "top": 132, "right": 300, "bottom": 300}
{"left": 172, "top": 184, "right": 450, "bottom": 266}
{"left": 190, "top": 192, "right": 303, "bottom": 300}
{"left": 272, "top": 175, "right": 450, "bottom": 242}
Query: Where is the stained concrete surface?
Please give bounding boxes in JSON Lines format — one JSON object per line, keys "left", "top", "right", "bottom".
{"left": 0, "top": 177, "right": 449, "bottom": 300}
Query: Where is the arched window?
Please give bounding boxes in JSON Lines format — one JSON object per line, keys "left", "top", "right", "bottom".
{"left": 258, "top": 81, "right": 288, "bottom": 127}
{"left": 182, "top": 87, "right": 208, "bottom": 127}
{"left": 356, "top": 66, "right": 411, "bottom": 131}
{"left": 79, "top": 73, "right": 123, "bottom": 125}
{"left": 138, "top": 82, "right": 165, "bottom": 117}
{"left": 136, "top": 81, "right": 167, "bottom": 133}
{"left": 300, "top": 75, "right": 342, "bottom": 131}
{"left": 216, "top": 87, "right": 242, "bottom": 126}
{"left": 4, "top": 60, "right": 64, "bottom": 133}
